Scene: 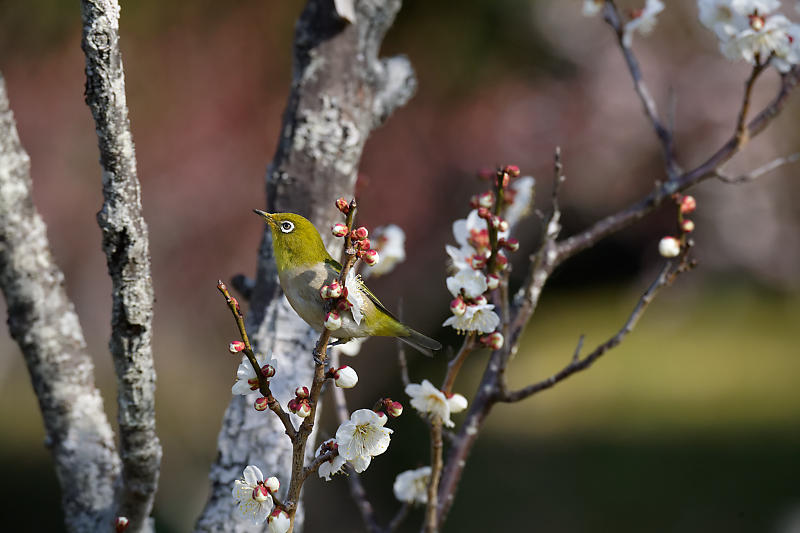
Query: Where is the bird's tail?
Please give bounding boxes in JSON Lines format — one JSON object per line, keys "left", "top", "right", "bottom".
{"left": 399, "top": 328, "right": 442, "bottom": 358}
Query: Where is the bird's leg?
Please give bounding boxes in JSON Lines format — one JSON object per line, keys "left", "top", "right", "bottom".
{"left": 327, "top": 338, "right": 348, "bottom": 348}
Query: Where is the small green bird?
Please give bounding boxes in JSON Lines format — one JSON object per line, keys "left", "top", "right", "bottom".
{"left": 256, "top": 210, "right": 442, "bottom": 356}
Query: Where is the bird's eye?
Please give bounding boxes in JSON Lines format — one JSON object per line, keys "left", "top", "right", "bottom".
{"left": 280, "top": 221, "right": 295, "bottom": 233}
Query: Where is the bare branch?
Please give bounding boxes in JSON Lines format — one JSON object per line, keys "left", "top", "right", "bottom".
{"left": 80, "top": 2, "right": 161, "bottom": 529}
{"left": 716, "top": 152, "right": 800, "bottom": 183}
{"left": 0, "top": 72, "right": 120, "bottom": 532}
{"left": 735, "top": 60, "right": 770, "bottom": 147}
{"left": 424, "top": 419, "right": 444, "bottom": 533}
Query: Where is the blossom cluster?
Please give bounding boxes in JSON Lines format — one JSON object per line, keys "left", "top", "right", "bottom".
{"left": 231, "top": 465, "right": 289, "bottom": 531}
{"left": 443, "top": 165, "right": 533, "bottom": 336}
{"left": 315, "top": 408, "right": 395, "bottom": 480}
{"left": 699, "top": 0, "right": 800, "bottom": 71}
{"left": 658, "top": 195, "right": 697, "bottom": 258}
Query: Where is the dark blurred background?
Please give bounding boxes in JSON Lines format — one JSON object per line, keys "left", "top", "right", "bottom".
{"left": 1, "top": 1, "right": 799, "bottom": 531}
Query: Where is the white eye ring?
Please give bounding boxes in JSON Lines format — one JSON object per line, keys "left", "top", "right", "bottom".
{"left": 280, "top": 221, "right": 295, "bottom": 233}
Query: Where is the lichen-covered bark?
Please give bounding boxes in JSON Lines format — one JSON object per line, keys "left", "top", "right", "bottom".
{"left": 81, "top": 1, "right": 162, "bottom": 531}
{"left": 0, "top": 72, "right": 121, "bottom": 532}
{"left": 196, "top": 0, "right": 415, "bottom": 531}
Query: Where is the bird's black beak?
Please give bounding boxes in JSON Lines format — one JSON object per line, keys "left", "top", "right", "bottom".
{"left": 253, "top": 209, "right": 274, "bottom": 226}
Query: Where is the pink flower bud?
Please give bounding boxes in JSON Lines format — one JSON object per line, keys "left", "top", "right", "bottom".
{"left": 331, "top": 223, "right": 349, "bottom": 237}
{"left": 325, "top": 311, "right": 342, "bottom": 330}
{"left": 681, "top": 219, "right": 695, "bottom": 233}
{"left": 477, "top": 207, "right": 491, "bottom": 220}
{"left": 374, "top": 410, "right": 387, "bottom": 420}
{"left": 450, "top": 297, "right": 467, "bottom": 316}
{"left": 469, "top": 254, "right": 487, "bottom": 270}
{"left": 497, "top": 172, "right": 510, "bottom": 188}
{"left": 254, "top": 397, "right": 269, "bottom": 411}
{"left": 386, "top": 400, "right": 403, "bottom": 418}
{"left": 333, "top": 365, "right": 358, "bottom": 388}
{"left": 295, "top": 386, "right": 310, "bottom": 399}
{"left": 296, "top": 399, "right": 312, "bottom": 418}
{"left": 473, "top": 295, "right": 488, "bottom": 305}
{"left": 497, "top": 219, "right": 509, "bottom": 233}
{"left": 327, "top": 281, "right": 343, "bottom": 298}
{"left": 319, "top": 284, "right": 332, "bottom": 299}
{"left": 469, "top": 195, "right": 480, "bottom": 208}
{"left": 336, "top": 197, "right": 350, "bottom": 214}
{"left": 495, "top": 253, "right": 509, "bottom": 270}
{"left": 261, "top": 364, "right": 276, "bottom": 379}
{"left": 228, "top": 341, "right": 245, "bottom": 353}
{"left": 358, "top": 238, "right": 371, "bottom": 250}
{"left": 247, "top": 377, "right": 259, "bottom": 391}
{"left": 287, "top": 398, "right": 299, "bottom": 412}
{"left": 658, "top": 236, "right": 681, "bottom": 258}
{"left": 265, "top": 476, "right": 280, "bottom": 494}
{"left": 478, "top": 191, "right": 494, "bottom": 209}
{"left": 252, "top": 484, "right": 270, "bottom": 502}
{"left": 679, "top": 195, "right": 697, "bottom": 214}
{"left": 486, "top": 274, "right": 500, "bottom": 290}
{"left": 504, "top": 164, "right": 521, "bottom": 177}
{"left": 480, "top": 331, "right": 504, "bottom": 350}
{"left": 504, "top": 237, "right": 519, "bottom": 251}
{"left": 269, "top": 509, "right": 291, "bottom": 532}
{"left": 336, "top": 299, "right": 352, "bottom": 312}
{"left": 115, "top": 517, "right": 129, "bottom": 533}
{"left": 363, "top": 249, "right": 380, "bottom": 266}
{"left": 353, "top": 226, "right": 369, "bottom": 240}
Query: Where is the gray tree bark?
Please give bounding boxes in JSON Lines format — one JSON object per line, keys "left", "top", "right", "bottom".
{"left": 0, "top": 73, "right": 121, "bottom": 532}
{"left": 81, "top": 1, "right": 162, "bottom": 531}
{"left": 195, "top": 0, "right": 415, "bottom": 531}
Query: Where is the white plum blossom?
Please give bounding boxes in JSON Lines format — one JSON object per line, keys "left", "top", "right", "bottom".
{"left": 231, "top": 352, "right": 278, "bottom": 396}
{"left": 316, "top": 439, "right": 346, "bottom": 481}
{"left": 393, "top": 466, "right": 432, "bottom": 504}
{"left": 446, "top": 268, "right": 488, "bottom": 299}
{"left": 345, "top": 269, "right": 366, "bottom": 325}
{"left": 723, "top": 13, "right": 794, "bottom": 63}
{"left": 658, "top": 236, "right": 681, "bottom": 257}
{"left": 231, "top": 465, "right": 273, "bottom": 524}
{"left": 406, "top": 379, "right": 456, "bottom": 427}
{"left": 267, "top": 509, "right": 291, "bottom": 533}
{"left": 443, "top": 302, "right": 500, "bottom": 334}
{"left": 364, "top": 224, "right": 406, "bottom": 277}
{"left": 504, "top": 176, "right": 535, "bottom": 229}
{"left": 772, "top": 23, "right": 800, "bottom": 71}
{"left": 447, "top": 393, "right": 469, "bottom": 414}
{"left": 333, "top": 365, "right": 358, "bottom": 388}
{"left": 446, "top": 209, "right": 507, "bottom": 272}
{"left": 583, "top": 0, "right": 604, "bottom": 17}
{"left": 698, "top": 0, "right": 750, "bottom": 39}
{"left": 623, "top": 0, "right": 665, "bottom": 47}
{"left": 335, "top": 409, "right": 392, "bottom": 471}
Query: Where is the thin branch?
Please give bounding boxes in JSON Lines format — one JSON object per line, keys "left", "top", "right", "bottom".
{"left": 715, "top": 152, "right": 800, "bottom": 183}
{"left": 387, "top": 503, "right": 411, "bottom": 533}
{"left": 604, "top": 1, "right": 678, "bottom": 179}
{"left": 501, "top": 257, "right": 693, "bottom": 403}
{"left": 0, "top": 71, "right": 120, "bottom": 533}
{"left": 424, "top": 419, "right": 444, "bottom": 533}
{"left": 441, "top": 335, "right": 476, "bottom": 394}
{"left": 80, "top": 1, "right": 161, "bottom": 529}
{"left": 735, "top": 60, "right": 769, "bottom": 147}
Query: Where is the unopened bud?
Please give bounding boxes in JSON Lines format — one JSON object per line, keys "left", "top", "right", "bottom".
{"left": 495, "top": 253, "right": 509, "bottom": 270}
{"left": 504, "top": 237, "right": 519, "bottom": 251}
{"left": 287, "top": 398, "right": 299, "bottom": 413}
{"left": 363, "top": 249, "right": 380, "bottom": 266}
{"left": 115, "top": 517, "right": 129, "bottom": 533}
{"left": 504, "top": 164, "right": 521, "bottom": 177}
{"left": 229, "top": 341, "right": 245, "bottom": 353}
{"left": 332, "top": 223, "right": 349, "bottom": 237}
{"left": 336, "top": 197, "right": 350, "bottom": 214}
{"left": 469, "top": 195, "right": 480, "bottom": 209}
{"left": 253, "top": 484, "right": 270, "bottom": 503}
{"left": 261, "top": 364, "right": 276, "bottom": 379}
{"left": 477, "top": 191, "right": 494, "bottom": 209}
{"left": 328, "top": 281, "right": 343, "bottom": 298}
{"left": 319, "top": 284, "right": 332, "bottom": 299}
{"left": 269, "top": 509, "right": 291, "bottom": 531}
{"left": 295, "top": 386, "right": 310, "bottom": 399}
{"left": 497, "top": 171, "right": 510, "bottom": 188}
{"left": 386, "top": 399, "right": 403, "bottom": 418}
{"left": 333, "top": 365, "right": 358, "bottom": 388}
{"left": 680, "top": 195, "right": 697, "bottom": 214}
{"left": 658, "top": 236, "right": 681, "bottom": 258}
{"left": 446, "top": 393, "right": 469, "bottom": 413}
{"left": 358, "top": 238, "right": 371, "bottom": 250}
{"left": 472, "top": 295, "right": 488, "bottom": 305}
{"left": 296, "top": 399, "right": 312, "bottom": 418}
{"left": 681, "top": 219, "right": 695, "bottom": 233}
{"left": 450, "top": 297, "right": 467, "bottom": 316}
{"left": 480, "top": 331, "right": 504, "bottom": 350}
{"left": 254, "top": 396, "right": 269, "bottom": 411}
{"left": 486, "top": 274, "right": 500, "bottom": 290}
{"left": 477, "top": 207, "right": 491, "bottom": 220}
{"left": 469, "top": 254, "right": 487, "bottom": 270}
{"left": 325, "top": 311, "right": 342, "bottom": 330}
{"left": 265, "top": 476, "right": 280, "bottom": 494}
{"left": 497, "top": 218, "right": 509, "bottom": 233}
{"left": 353, "top": 226, "right": 369, "bottom": 240}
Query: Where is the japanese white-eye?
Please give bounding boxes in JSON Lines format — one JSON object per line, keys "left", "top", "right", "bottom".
{"left": 255, "top": 210, "right": 442, "bottom": 356}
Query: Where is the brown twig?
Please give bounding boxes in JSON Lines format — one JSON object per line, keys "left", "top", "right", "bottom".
{"left": 736, "top": 60, "right": 769, "bottom": 147}
{"left": 715, "top": 152, "right": 800, "bottom": 183}
{"left": 604, "top": 1, "right": 679, "bottom": 179}
{"left": 424, "top": 418, "right": 444, "bottom": 533}
{"left": 441, "top": 335, "right": 476, "bottom": 395}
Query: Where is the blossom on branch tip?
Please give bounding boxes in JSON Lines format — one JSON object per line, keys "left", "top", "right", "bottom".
{"left": 267, "top": 509, "right": 291, "bottom": 533}
{"left": 316, "top": 439, "right": 346, "bottom": 481}
{"left": 228, "top": 341, "right": 245, "bottom": 353}
{"left": 623, "top": 0, "right": 665, "bottom": 47}
{"left": 335, "top": 409, "right": 392, "bottom": 470}
{"left": 332, "top": 365, "right": 358, "bottom": 388}
{"left": 232, "top": 465, "right": 274, "bottom": 524}
{"left": 386, "top": 399, "right": 404, "bottom": 418}
{"left": 393, "top": 466, "right": 432, "bottom": 504}
{"left": 232, "top": 352, "right": 278, "bottom": 395}
{"left": 443, "top": 302, "right": 500, "bottom": 334}
{"left": 336, "top": 197, "right": 350, "bottom": 214}
{"left": 658, "top": 236, "right": 681, "bottom": 257}
{"left": 405, "top": 379, "right": 457, "bottom": 427}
